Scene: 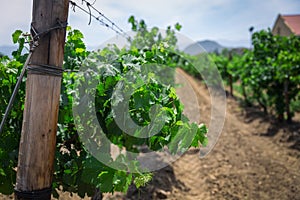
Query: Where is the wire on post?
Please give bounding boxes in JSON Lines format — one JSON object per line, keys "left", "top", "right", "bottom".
{"left": 0, "top": 20, "right": 68, "bottom": 135}
{"left": 69, "top": 0, "right": 131, "bottom": 41}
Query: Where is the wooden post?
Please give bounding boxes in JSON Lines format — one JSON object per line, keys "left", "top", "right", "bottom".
{"left": 284, "top": 78, "right": 291, "bottom": 122}
{"left": 228, "top": 52, "right": 233, "bottom": 97}
{"left": 15, "top": 0, "right": 69, "bottom": 199}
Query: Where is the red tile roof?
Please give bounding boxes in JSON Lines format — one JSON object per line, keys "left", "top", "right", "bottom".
{"left": 282, "top": 15, "right": 300, "bottom": 35}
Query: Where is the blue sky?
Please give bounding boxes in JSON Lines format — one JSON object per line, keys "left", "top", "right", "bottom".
{"left": 1, "top": 0, "right": 299, "bottom": 47}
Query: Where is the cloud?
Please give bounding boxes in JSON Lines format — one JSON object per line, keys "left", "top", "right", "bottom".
{"left": 0, "top": 0, "right": 299, "bottom": 47}
{"left": 0, "top": 1, "right": 32, "bottom": 45}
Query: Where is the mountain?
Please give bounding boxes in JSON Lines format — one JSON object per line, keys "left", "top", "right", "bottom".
{"left": 199, "top": 40, "right": 224, "bottom": 53}
{"left": 184, "top": 40, "right": 224, "bottom": 55}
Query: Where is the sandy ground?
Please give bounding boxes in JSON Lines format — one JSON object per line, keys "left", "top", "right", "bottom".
{"left": 1, "top": 69, "right": 299, "bottom": 200}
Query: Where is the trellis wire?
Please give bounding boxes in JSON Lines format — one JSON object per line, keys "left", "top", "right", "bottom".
{"left": 1, "top": 0, "right": 129, "bottom": 134}
{"left": 69, "top": 0, "right": 131, "bottom": 40}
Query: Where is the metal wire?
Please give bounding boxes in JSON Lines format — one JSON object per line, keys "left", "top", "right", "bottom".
{"left": 1, "top": 1, "right": 127, "bottom": 134}
{"left": 31, "top": 19, "right": 68, "bottom": 42}
{"left": 0, "top": 21, "right": 67, "bottom": 135}
{"left": 27, "top": 64, "right": 64, "bottom": 77}
{"left": 0, "top": 51, "right": 33, "bottom": 134}
{"left": 69, "top": 0, "right": 131, "bottom": 40}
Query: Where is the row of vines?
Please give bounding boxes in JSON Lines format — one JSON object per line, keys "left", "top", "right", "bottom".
{"left": 0, "top": 17, "right": 208, "bottom": 198}
{"left": 2, "top": 14, "right": 297, "bottom": 199}
{"left": 211, "top": 30, "right": 300, "bottom": 122}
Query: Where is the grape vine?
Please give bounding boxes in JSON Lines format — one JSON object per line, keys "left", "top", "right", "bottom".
{"left": 211, "top": 29, "right": 300, "bottom": 121}
{"left": 0, "top": 17, "right": 208, "bottom": 198}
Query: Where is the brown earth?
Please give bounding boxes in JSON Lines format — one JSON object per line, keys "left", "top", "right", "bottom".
{"left": 118, "top": 68, "right": 300, "bottom": 200}
{"left": 1, "top": 69, "right": 299, "bottom": 200}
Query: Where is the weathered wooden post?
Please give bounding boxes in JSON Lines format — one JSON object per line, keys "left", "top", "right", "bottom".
{"left": 14, "top": 0, "right": 69, "bottom": 199}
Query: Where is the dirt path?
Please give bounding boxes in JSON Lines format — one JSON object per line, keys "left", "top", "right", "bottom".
{"left": 1, "top": 69, "right": 299, "bottom": 200}
{"left": 170, "top": 69, "right": 300, "bottom": 200}
{"left": 123, "top": 69, "right": 300, "bottom": 200}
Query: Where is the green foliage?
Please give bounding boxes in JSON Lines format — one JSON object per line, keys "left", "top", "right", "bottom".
{"left": 128, "top": 15, "right": 180, "bottom": 51}
{"left": 211, "top": 29, "right": 300, "bottom": 121}
{"left": 0, "top": 17, "right": 208, "bottom": 197}
{"left": 212, "top": 49, "right": 241, "bottom": 83}
{"left": 11, "top": 30, "right": 30, "bottom": 63}
{"left": 134, "top": 173, "right": 153, "bottom": 189}
{"left": 64, "top": 26, "right": 89, "bottom": 70}
{"left": 0, "top": 31, "right": 26, "bottom": 195}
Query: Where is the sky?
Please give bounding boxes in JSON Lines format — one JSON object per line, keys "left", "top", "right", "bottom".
{"left": 0, "top": 0, "right": 299, "bottom": 48}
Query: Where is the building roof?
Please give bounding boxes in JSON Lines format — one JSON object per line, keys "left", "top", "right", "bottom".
{"left": 281, "top": 14, "right": 300, "bottom": 35}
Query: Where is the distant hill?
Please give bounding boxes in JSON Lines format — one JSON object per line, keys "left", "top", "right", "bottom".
{"left": 1, "top": 41, "right": 246, "bottom": 58}
{"left": 184, "top": 40, "right": 224, "bottom": 55}
{"left": 199, "top": 40, "right": 224, "bottom": 53}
